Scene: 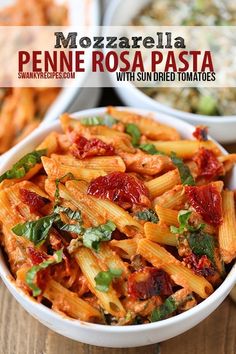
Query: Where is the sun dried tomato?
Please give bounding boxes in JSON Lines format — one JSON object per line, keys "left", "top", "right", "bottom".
{"left": 193, "top": 126, "right": 208, "bottom": 141}
{"left": 19, "top": 189, "right": 47, "bottom": 213}
{"left": 185, "top": 184, "right": 223, "bottom": 226}
{"left": 127, "top": 267, "right": 172, "bottom": 300}
{"left": 27, "top": 247, "right": 48, "bottom": 265}
{"left": 70, "top": 134, "right": 114, "bottom": 159}
{"left": 183, "top": 254, "right": 214, "bottom": 277}
{"left": 193, "top": 148, "right": 224, "bottom": 180}
{"left": 87, "top": 172, "right": 150, "bottom": 208}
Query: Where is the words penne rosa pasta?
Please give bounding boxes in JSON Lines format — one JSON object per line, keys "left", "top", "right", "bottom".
{"left": 0, "top": 107, "right": 236, "bottom": 325}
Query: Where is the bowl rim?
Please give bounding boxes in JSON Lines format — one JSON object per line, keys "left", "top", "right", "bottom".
{"left": 0, "top": 106, "right": 236, "bottom": 334}
{"left": 103, "top": 0, "right": 236, "bottom": 123}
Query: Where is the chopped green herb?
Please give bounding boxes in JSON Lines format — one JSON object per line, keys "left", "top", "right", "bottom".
{"left": 80, "top": 115, "right": 118, "bottom": 127}
{"left": 136, "top": 209, "right": 159, "bottom": 223}
{"left": 171, "top": 152, "right": 195, "bottom": 186}
{"left": 81, "top": 116, "right": 103, "bottom": 126}
{"left": 151, "top": 292, "right": 194, "bottom": 322}
{"left": 95, "top": 268, "right": 122, "bottom": 292}
{"left": 170, "top": 210, "right": 192, "bottom": 234}
{"left": 83, "top": 220, "right": 116, "bottom": 251}
{"left": 12, "top": 206, "right": 82, "bottom": 245}
{"left": 187, "top": 231, "right": 216, "bottom": 265}
{"left": 139, "top": 143, "right": 165, "bottom": 156}
{"left": 151, "top": 297, "right": 177, "bottom": 322}
{"left": 0, "top": 149, "right": 47, "bottom": 183}
{"left": 26, "top": 249, "right": 63, "bottom": 296}
{"left": 125, "top": 123, "right": 141, "bottom": 146}
{"left": 54, "top": 205, "right": 82, "bottom": 222}
{"left": 12, "top": 214, "right": 59, "bottom": 246}
{"left": 170, "top": 210, "right": 204, "bottom": 234}
{"left": 60, "top": 223, "right": 84, "bottom": 235}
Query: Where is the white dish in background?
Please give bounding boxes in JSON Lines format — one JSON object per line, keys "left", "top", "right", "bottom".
{"left": 103, "top": 0, "right": 236, "bottom": 144}
{"left": 0, "top": 0, "right": 101, "bottom": 156}
{"left": 0, "top": 107, "right": 235, "bottom": 348}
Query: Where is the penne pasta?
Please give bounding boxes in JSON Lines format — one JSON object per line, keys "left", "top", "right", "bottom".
{"left": 153, "top": 185, "right": 186, "bottom": 210}
{"left": 144, "top": 222, "right": 177, "bottom": 246}
{"left": 65, "top": 180, "right": 144, "bottom": 237}
{"left": 42, "top": 156, "right": 107, "bottom": 181}
{"left": 110, "top": 239, "right": 138, "bottom": 259}
{"left": 137, "top": 239, "right": 213, "bottom": 298}
{"left": 107, "top": 107, "right": 180, "bottom": 141}
{"left": 51, "top": 154, "right": 126, "bottom": 173}
{"left": 147, "top": 140, "right": 222, "bottom": 159}
{"left": 145, "top": 169, "right": 181, "bottom": 198}
{"left": 75, "top": 247, "right": 126, "bottom": 318}
{"left": 219, "top": 190, "right": 236, "bottom": 263}
{"left": 155, "top": 205, "right": 179, "bottom": 226}
{"left": 93, "top": 243, "right": 130, "bottom": 278}
{"left": 44, "top": 279, "right": 102, "bottom": 322}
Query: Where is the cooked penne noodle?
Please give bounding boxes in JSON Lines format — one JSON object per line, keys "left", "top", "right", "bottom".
{"left": 218, "top": 154, "right": 236, "bottom": 173}
{"left": 75, "top": 247, "right": 126, "bottom": 318}
{"left": 137, "top": 239, "right": 213, "bottom": 298}
{"left": 44, "top": 279, "right": 102, "bottom": 322}
{"left": 155, "top": 205, "right": 179, "bottom": 226}
{"left": 65, "top": 180, "right": 144, "bottom": 237}
{"left": 145, "top": 169, "right": 181, "bottom": 198}
{"left": 107, "top": 107, "right": 180, "bottom": 141}
{"left": 51, "top": 154, "right": 126, "bottom": 172}
{"left": 42, "top": 156, "right": 107, "bottom": 181}
{"left": 110, "top": 239, "right": 138, "bottom": 259}
{"left": 147, "top": 140, "right": 222, "bottom": 159}
{"left": 93, "top": 243, "right": 130, "bottom": 278}
{"left": 59, "top": 183, "right": 106, "bottom": 227}
{"left": 219, "top": 190, "right": 236, "bottom": 263}
{"left": 37, "top": 132, "right": 59, "bottom": 156}
{"left": 153, "top": 185, "right": 185, "bottom": 209}
{"left": 144, "top": 222, "right": 177, "bottom": 246}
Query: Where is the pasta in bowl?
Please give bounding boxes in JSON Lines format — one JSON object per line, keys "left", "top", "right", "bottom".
{"left": 0, "top": 107, "right": 236, "bottom": 347}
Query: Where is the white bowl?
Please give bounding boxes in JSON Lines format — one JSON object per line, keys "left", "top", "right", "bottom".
{"left": 0, "top": 107, "right": 236, "bottom": 348}
{"left": 103, "top": 0, "right": 236, "bottom": 144}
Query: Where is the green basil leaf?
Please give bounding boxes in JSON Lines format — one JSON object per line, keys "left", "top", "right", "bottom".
{"left": 54, "top": 205, "right": 82, "bottom": 222}
{"left": 151, "top": 297, "right": 177, "bottom": 322}
{"left": 81, "top": 116, "right": 103, "bottom": 125}
{"left": 12, "top": 214, "right": 59, "bottom": 246}
{"left": 171, "top": 152, "right": 195, "bottom": 186}
{"left": 170, "top": 210, "right": 205, "bottom": 235}
{"left": 26, "top": 249, "right": 63, "bottom": 296}
{"left": 60, "top": 223, "right": 84, "bottom": 234}
{"left": 125, "top": 123, "right": 141, "bottom": 146}
{"left": 0, "top": 149, "right": 47, "bottom": 183}
{"left": 135, "top": 209, "right": 159, "bottom": 223}
{"left": 139, "top": 144, "right": 165, "bottom": 156}
{"left": 170, "top": 210, "right": 192, "bottom": 234}
{"left": 83, "top": 220, "right": 116, "bottom": 251}
{"left": 187, "top": 231, "right": 216, "bottom": 265}
{"left": 95, "top": 268, "right": 123, "bottom": 292}
{"left": 80, "top": 115, "right": 118, "bottom": 127}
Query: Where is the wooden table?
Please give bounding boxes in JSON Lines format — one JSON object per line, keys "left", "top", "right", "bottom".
{"left": 0, "top": 143, "right": 236, "bottom": 354}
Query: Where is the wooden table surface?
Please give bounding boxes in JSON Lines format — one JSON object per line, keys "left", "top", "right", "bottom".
{"left": 0, "top": 143, "right": 236, "bottom": 354}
